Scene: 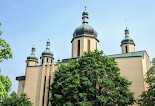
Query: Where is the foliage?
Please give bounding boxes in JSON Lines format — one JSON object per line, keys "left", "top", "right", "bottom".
{"left": 0, "top": 22, "right": 13, "bottom": 62}
{"left": 0, "top": 22, "right": 12, "bottom": 100}
{"left": 138, "top": 58, "right": 155, "bottom": 106}
{"left": 50, "top": 50, "right": 135, "bottom": 106}
{"left": 1, "top": 91, "right": 33, "bottom": 106}
{"left": 0, "top": 71, "right": 12, "bottom": 100}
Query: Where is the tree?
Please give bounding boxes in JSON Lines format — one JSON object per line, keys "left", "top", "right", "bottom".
{"left": 0, "top": 22, "right": 12, "bottom": 100}
{"left": 50, "top": 50, "right": 135, "bottom": 106}
{"left": 0, "top": 22, "right": 13, "bottom": 62}
{"left": 1, "top": 92, "right": 33, "bottom": 106}
{"left": 138, "top": 58, "right": 155, "bottom": 106}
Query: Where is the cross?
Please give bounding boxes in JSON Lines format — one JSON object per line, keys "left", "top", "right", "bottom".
{"left": 84, "top": 0, "right": 87, "bottom": 10}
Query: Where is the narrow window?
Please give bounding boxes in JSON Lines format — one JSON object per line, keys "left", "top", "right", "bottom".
{"left": 42, "top": 58, "right": 44, "bottom": 64}
{"left": 47, "top": 58, "right": 48, "bottom": 63}
{"left": 27, "top": 63, "right": 29, "bottom": 67}
{"left": 125, "top": 46, "right": 128, "bottom": 53}
{"left": 42, "top": 76, "right": 46, "bottom": 106}
{"left": 88, "top": 40, "right": 90, "bottom": 52}
{"left": 77, "top": 40, "right": 80, "bottom": 57}
{"left": 47, "top": 76, "right": 51, "bottom": 105}
{"left": 51, "top": 59, "right": 52, "bottom": 63}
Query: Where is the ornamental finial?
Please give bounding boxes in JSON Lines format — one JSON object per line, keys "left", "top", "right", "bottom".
{"left": 31, "top": 45, "right": 35, "bottom": 55}
{"left": 82, "top": 6, "right": 89, "bottom": 24}
{"left": 85, "top": 6, "right": 86, "bottom": 11}
{"left": 125, "top": 27, "right": 129, "bottom": 37}
{"left": 46, "top": 39, "right": 50, "bottom": 49}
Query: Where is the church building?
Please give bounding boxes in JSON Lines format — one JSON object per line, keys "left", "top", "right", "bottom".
{"left": 16, "top": 8, "right": 151, "bottom": 106}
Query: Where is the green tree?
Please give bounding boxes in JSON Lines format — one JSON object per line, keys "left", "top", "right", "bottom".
{"left": 50, "top": 50, "right": 135, "bottom": 106}
{"left": 0, "top": 22, "right": 12, "bottom": 100}
{"left": 138, "top": 58, "right": 155, "bottom": 106}
{"left": 0, "top": 22, "right": 13, "bottom": 62}
{"left": 1, "top": 92, "right": 33, "bottom": 106}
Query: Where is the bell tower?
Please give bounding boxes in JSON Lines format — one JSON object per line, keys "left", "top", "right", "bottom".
{"left": 71, "top": 7, "right": 99, "bottom": 58}
{"left": 121, "top": 27, "right": 135, "bottom": 53}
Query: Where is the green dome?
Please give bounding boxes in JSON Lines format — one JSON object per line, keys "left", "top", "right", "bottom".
{"left": 27, "top": 54, "right": 38, "bottom": 62}
{"left": 41, "top": 39, "right": 54, "bottom": 58}
{"left": 27, "top": 46, "right": 38, "bottom": 62}
{"left": 121, "top": 36, "right": 135, "bottom": 46}
{"left": 82, "top": 11, "right": 89, "bottom": 16}
{"left": 41, "top": 49, "right": 53, "bottom": 58}
{"left": 73, "top": 23, "right": 98, "bottom": 38}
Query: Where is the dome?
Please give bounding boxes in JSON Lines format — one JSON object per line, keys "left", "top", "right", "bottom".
{"left": 121, "top": 36, "right": 135, "bottom": 46}
{"left": 82, "top": 11, "right": 89, "bottom": 16}
{"left": 73, "top": 23, "right": 98, "bottom": 38}
{"left": 27, "top": 54, "right": 38, "bottom": 62}
{"left": 41, "top": 49, "right": 53, "bottom": 58}
{"left": 41, "top": 39, "right": 54, "bottom": 58}
{"left": 27, "top": 46, "right": 38, "bottom": 62}
{"left": 73, "top": 9, "right": 98, "bottom": 39}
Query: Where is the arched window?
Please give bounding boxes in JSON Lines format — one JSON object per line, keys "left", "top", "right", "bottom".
{"left": 77, "top": 40, "right": 80, "bottom": 57}
{"left": 88, "top": 40, "right": 90, "bottom": 52}
{"left": 125, "top": 46, "right": 128, "bottom": 53}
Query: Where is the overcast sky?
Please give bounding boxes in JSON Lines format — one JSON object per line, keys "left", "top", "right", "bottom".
{"left": 0, "top": 0, "right": 155, "bottom": 93}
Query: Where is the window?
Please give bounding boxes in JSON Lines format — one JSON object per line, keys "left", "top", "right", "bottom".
{"left": 42, "top": 58, "right": 44, "bottom": 64}
{"left": 88, "top": 40, "right": 90, "bottom": 52}
{"left": 27, "top": 63, "right": 29, "bottom": 67}
{"left": 125, "top": 46, "right": 128, "bottom": 53}
{"left": 42, "top": 76, "right": 46, "bottom": 106}
{"left": 47, "top": 58, "right": 48, "bottom": 63}
{"left": 51, "top": 59, "right": 52, "bottom": 63}
{"left": 77, "top": 40, "right": 80, "bottom": 57}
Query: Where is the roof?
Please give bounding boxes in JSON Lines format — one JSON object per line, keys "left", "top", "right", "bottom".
{"left": 108, "top": 50, "right": 146, "bottom": 58}
{"left": 27, "top": 54, "right": 38, "bottom": 62}
{"left": 62, "top": 51, "right": 147, "bottom": 63}
{"left": 121, "top": 36, "right": 135, "bottom": 46}
{"left": 62, "top": 58, "right": 77, "bottom": 63}
{"left": 41, "top": 49, "right": 53, "bottom": 58}
{"left": 16, "top": 76, "right": 25, "bottom": 81}
{"left": 73, "top": 23, "right": 98, "bottom": 38}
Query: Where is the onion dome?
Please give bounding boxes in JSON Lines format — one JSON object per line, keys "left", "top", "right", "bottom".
{"left": 121, "top": 27, "right": 135, "bottom": 46}
{"left": 27, "top": 46, "right": 38, "bottom": 62}
{"left": 73, "top": 7, "right": 98, "bottom": 40}
{"left": 41, "top": 39, "right": 53, "bottom": 58}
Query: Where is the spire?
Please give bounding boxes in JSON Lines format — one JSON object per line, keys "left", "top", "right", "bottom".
{"left": 31, "top": 45, "right": 36, "bottom": 55}
{"left": 82, "top": 6, "right": 89, "bottom": 24}
{"left": 125, "top": 27, "right": 129, "bottom": 37}
{"left": 46, "top": 39, "right": 50, "bottom": 49}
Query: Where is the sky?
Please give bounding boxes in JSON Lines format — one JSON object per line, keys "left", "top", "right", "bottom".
{"left": 0, "top": 0, "right": 155, "bottom": 93}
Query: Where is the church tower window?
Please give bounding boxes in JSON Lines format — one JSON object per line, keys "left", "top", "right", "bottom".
{"left": 125, "top": 46, "right": 128, "bottom": 53}
{"left": 47, "top": 58, "right": 48, "bottom": 63}
{"left": 88, "top": 40, "right": 90, "bottom": 51}
{"left": 78, "top": 40, "right": 80, "bottom": 57}
{"left": 42, "top": 58, "right": 44, "bottom": 64}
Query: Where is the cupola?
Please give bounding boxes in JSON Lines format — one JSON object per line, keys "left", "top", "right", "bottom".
{"left": 72, "top": 7, "right": 98, "bottom": 41}
{"left": 41, "top": 39, "right": 54, "bottom": 65}
{"left": 121, "top": 27, "right": 135, "bottom": 53}
{"left": 71, "top": 7, "right": 99, "bottom": 58}
{"left": 26, "top": 45, "right": 38, "bottom": 66}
